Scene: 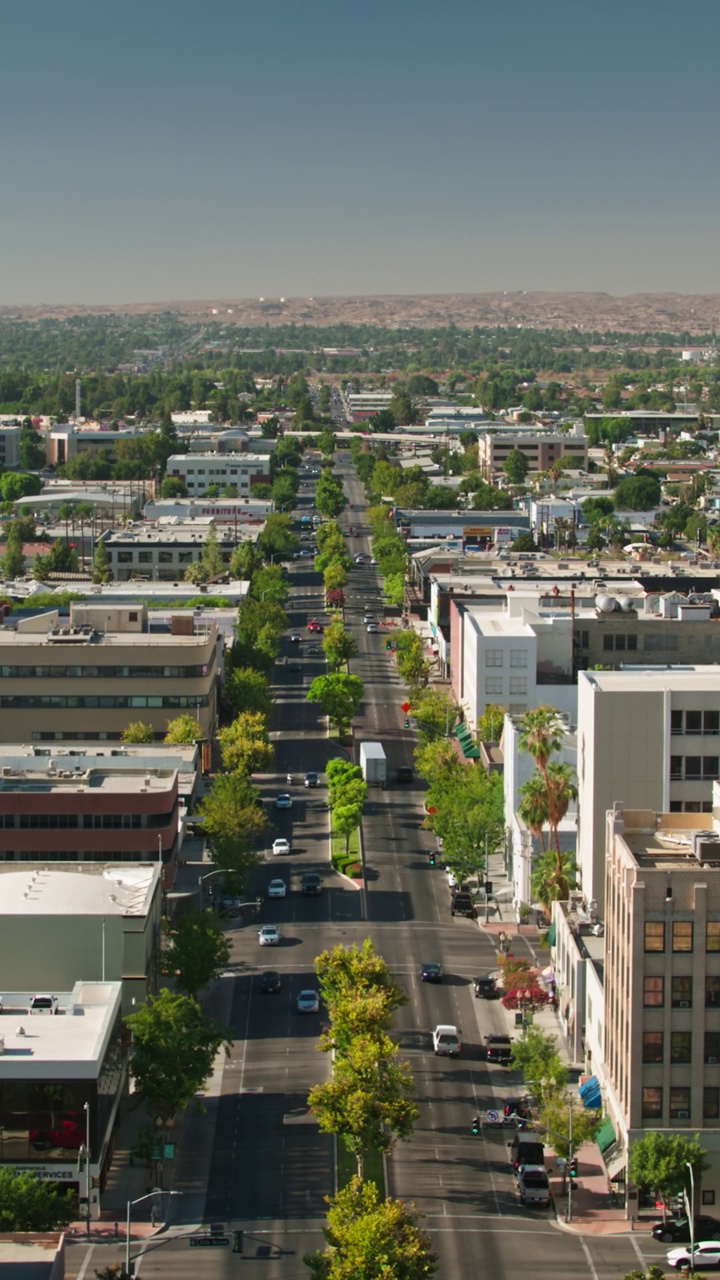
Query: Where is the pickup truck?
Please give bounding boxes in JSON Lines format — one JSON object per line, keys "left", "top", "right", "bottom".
{"left": 451, "top": 892, "right": 475, "bottom": 918}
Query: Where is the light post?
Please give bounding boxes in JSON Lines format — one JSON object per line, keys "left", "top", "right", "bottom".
{"left": 125, "top": 1190, "right": 181, "bottom": 1278}
{"left": 685, "top": 1161, "right": 696, "bottom": 1275}
{"left": 77, "top": 1101, "right": 91, "bottom": 1236}
{"left": 538, "top": 1078, "right": 576, "bottom": 1224}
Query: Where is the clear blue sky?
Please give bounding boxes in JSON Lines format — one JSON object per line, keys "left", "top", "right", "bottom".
{"left": 3, "top": 0, "right": 719, "bottom": 305}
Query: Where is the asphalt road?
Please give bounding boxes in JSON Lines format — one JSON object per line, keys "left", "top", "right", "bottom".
{"left": 64, "top": 452, "right": 676, "bottom": 1279}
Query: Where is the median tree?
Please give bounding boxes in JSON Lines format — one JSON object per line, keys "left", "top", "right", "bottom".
{"left": 224, "top": 665, "right": 273, "bottom": 720}
{"left": 315, "top": 938, "right": 407, "bottom": 1034}
{"left": 323, "top": 616, "right": 358, "bottom": 671}
{"left": 161, "top": 910, "right": 231, "bottom": 999}
{"left": 307, "top": 673, "right": 364, "bottom": 734}
{"left": 333, "top": 802, "right": 363, "bottom": 857}
{"left": 126, "top": 989, "right": 230, "bottom": 1126}
{"left": 304, "top": 1177, "right": 438, "bottom": 1280}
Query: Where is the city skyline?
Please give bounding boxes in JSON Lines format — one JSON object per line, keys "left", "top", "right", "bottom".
{"left": 3, "top": 0, "right": 720, "bottom": 306}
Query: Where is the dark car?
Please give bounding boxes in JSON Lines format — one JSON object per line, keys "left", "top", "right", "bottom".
{"left": 288, "top": 662, "right": 302, "bottom": 672}
{"left": 474, "top": 975, "right": 499, "bottom": 999}
{"left": 396, "top": 766, "right": 413, "bottom": 783}
{"left": 304, "top": 771, "right": 319, "bottom": 788}
{"left": 485, "top": 1034, "right": 513, "bottom": 1064}
{"left": 509, "top": 1137, "right": 545, "bottom": 1171}
{"left": 451, "top": 892, "right": 475, "bottom": 918}
{"left": 420, "top": 962, "right": 442, "bottom": 983}
{"left": 259, "top": 970, "right": 281, "bottom": 994}
{"left": 301, "top": 872, "right": 323, "bottom": 896}
{"left": 652, "top": 1215, "right": 720, "bottom": 1244}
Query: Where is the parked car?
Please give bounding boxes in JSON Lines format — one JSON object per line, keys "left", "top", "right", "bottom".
{"left": 451, "top": 892, "right": 475, "bottom": 918}
{"left": 652, "top": 1215, "right": 720, "bottom": 1244}
{"left": 258, "top": 925, "right": 280, "bottom": 947}
{"left": 272, "top": 838, "right": 290, "bottom": 856}
{"left": 420, "top": 962, "right": 442, "bottom": 983}
{"left": 296, "top": 989, "right": 320, "bottom": 1014}
{"left": 259, "top": 970, "right": 281, "bottom": 993}
{"left": 267, "top": 879, "right": 287, "bottom": 899}
{"left": 275, "top": 793, "right": 292, "bottom": 809}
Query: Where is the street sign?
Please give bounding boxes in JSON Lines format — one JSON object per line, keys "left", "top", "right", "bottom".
{"left": 486, "top": 1109, "right": 499, "bottom": 1124}
{"left": 190, "top": 1236, "right": 230, "bottom": 1247}
{"left": 401, "top": 701, "right": 411, "bottom": 713}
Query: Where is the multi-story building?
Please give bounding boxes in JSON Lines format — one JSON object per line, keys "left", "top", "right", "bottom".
{"left": 142, "top": 496, "right": 272, "bottom": 524}
{"left": 577, "top": 668, "right": 720, "bottom": 913}
{"left": 0, "top": 604, "right": 220, "bottom": 743}
{"left": 0, "top": 980, "right": 125, "bottom": 1211}
{"left": 601, "top": 802, "right": 720, "bottom": 1208}
{"left": 103, "top": 520, "right": 240, "bottom": 581}
{"left": 0, "top": 739, "right": 203, "bottom": 811}
{"left": 165, "top": 452, "right": 271, "bottom": 496}
{"left": 0, "top": 425, "right": 20, "bottom": 469}
{"left": 476, "top": 428, "right": 588, "bottom": 479}
{"left": 0, "top": 863, "right": 161, "bottom": 1012}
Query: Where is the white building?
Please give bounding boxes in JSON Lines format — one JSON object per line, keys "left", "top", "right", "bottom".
{"left": 165, "top": 452, "right": 271, "bottom": 496}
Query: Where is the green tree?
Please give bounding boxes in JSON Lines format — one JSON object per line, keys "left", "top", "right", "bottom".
{"left": 91, "top": 537, "right": 112, "bottom": 583}
{"left": 229, "top": 540, "right": 259, "bottom": 581}
{"left": 627, "top": 1132, "right": 709, "bottom": 1214}
{"left": 304, "top": 1177, "right": 437, "bottom": 1280}
{"left": 509, "top": 1027, "right": 568, "bottom": 1095}
{"left": 383, "top": 571, "right": 406, "bottom": 608}
{"left": 250, "top": 564, "right": 289, "bottom": 607}
{"left": 0, "top": 471, "right": 42, "bottom": 502}
{"left": 217, "top": 711, "right": 274, "bottom": 775}
{"left": 161, "top": 909, "right": 231, "bottom": 999}
{"left": 0, "top": 1166, "right": 74, "bottom": 1232}
{"left": 198, "top": 771, "right": 268, "bottom": 875}
{"left": 187, "top": 524, "right": 223, "bottom": 582}
{"left": 308, "top": 1033, "right": 418, "bottom": 1179}
{"left": 323, "top": 616, "right": 358, "bottom": 670}
{"left": 224, "top": 666, "right": 273, "bottom": 720}
{"left": 121, "top": 720, "right": 155, "bottom": 743}
{"left": 164, "top": 715, "right": 202, "bottom": 744}
{"left": 613, "top": 473, "right": 662, "bottom": 511}
{"left": 234, "top": 598, "right": 288, "bottom": 670}
{"left": 315, "top": 938, "right": 407, "bottom": 1034}
{"left": 409, "top": 688, "right": 457, "bottom": 743}
{"left": 503, "top": 449, "right": 529, "bottom": 485}
{"left": 431, "top": 768, "right": 504, "bottom": 883}
{"left": 315, "top": 471, "right": 346, "bottom": 518}
{"left": 33, "top": 538, "right": 79, "bottom": 579}
{"left": 1, "top": 520, "right": 25, "bottom": 578}
{"left": 125, "top": 989, "right": 230, "bottom": 1125}
{"left": 307, "top": 673, "right": 364, "bottom": 733}
{"left": 160, "top": 476, "right": 189, "bottom": 499}
{"left": 538, "top": 1094, "right": 601, "bottom": 1171}
{"left": 19, "top": 422, "right": 45, "bottom": 470}
{"left": 477, "top": 704, "right": 508, "bottom": 740}
{"left": 333, "top": 802, "right": 363, "bottom": 857}
{"left": 256, "top": 512, "right": 298, "bottom": 562}
{"left": 326, "top": 760, "right": 366, "bottom": 810}
{"left": 323, "top": 560, "right": 348, "bottom": 593}
{"left": 511, "top": 531, "right": 537, "bottom": 552}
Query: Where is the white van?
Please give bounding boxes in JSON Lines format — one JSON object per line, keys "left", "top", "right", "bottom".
{"left": 433, "top": 1024, "right": 461, "bottom": 1056}
{"left": 517, "top": 1164, "right": 551, "bottom": 1206}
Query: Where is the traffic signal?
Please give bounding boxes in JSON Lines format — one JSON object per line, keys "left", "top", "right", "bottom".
{"left": 404, "top": 718, "right": 410, "bottom": 728}
{"left": 471, "top": 1116, "right": 480, "bottom": 1136}
{"left": 569, "top": 1157, "right": 578, "bottom": 1179}
{"left": 233, "top": 1230, "right": 244, "bottom": 1253}
{"left": 428, "top": 852, "right": 436, "bottom": 867}
{"left": 386, "top": 641, "right": 392, "bottom": 650}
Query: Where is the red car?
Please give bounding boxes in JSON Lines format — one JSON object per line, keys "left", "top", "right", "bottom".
{"left": 307, "top": 621, "right": 323, "bottom": 633}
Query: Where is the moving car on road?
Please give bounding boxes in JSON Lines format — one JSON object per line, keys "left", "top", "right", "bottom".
{"left": 258, "top": 925, "right": 280, "bottom": 947}
{"left": 433, "top": 1024, "right": 461, "bottom": 1056}
{"left": 366, "top": 623, "right": 379, "bottom": 633}
{"left": 296, "top": 989, "right": 320, "bottom": 1014}
{"left": 474, "top": 975, "right": 499, "bottom": 999}
{"left": 272, "top": 838, "right": 290, "bottom": 856}
{"left": 516, "top": 1165, "right": 551, "bottom": 1206}
{"left": 259, "top": 970, "right": 281, "bottom": 993}
{"left": 267, "top": 879, "right": 287, "bottom": 899}
{"left": 304, "top": 771, "right": 319, "bottom": 788}
{"left": 396, "top": 766, "right": 413, "bottom": 783}
{"left": 485, "top": 1034, "right": 513, "bottom": 1063}
{"left": 420, "top": 962, "right": 442, "bottom": 983}
{"left": 275, "top": 793, "right": 292, "bottom": 809}
{"left": 301, "top": 872, "right": 323, "bottom": 895}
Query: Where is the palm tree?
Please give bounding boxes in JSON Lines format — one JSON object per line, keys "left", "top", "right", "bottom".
{"left": 517, "top": 774, "right": 549, "bottom": 852}
{"left": 545, "top": 761, "right": 578, "bottom": 858}
{"left": 518, "top": 707, "right": 562, "bottom": 786}
{"left": 531, "top": 847, "right": 576, "bottom": 908}
{"left": 518, "top": 708, "right": 577, "bottom": 900}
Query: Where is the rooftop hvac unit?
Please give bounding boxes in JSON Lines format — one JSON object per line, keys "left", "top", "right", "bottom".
{"left": 693, "top": 831, "right": 720, "bottom": 864}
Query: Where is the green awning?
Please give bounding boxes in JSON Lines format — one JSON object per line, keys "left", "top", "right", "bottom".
{"left": 595, "top": 1118, "right": 616, "bottom": 1155}
{"left": 546, "top": 922, "right": 557, "bottom": 946}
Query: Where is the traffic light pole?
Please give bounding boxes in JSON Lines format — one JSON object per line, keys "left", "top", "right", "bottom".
{"left": 566, "top": 1098, "right": 574, "bottom": 1224}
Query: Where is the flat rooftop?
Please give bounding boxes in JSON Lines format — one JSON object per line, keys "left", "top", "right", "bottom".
{"left": 0, "top": 766, "right": 177, "bottom": 794}
{"left": 0, "top": 982, "right": 123, "bottom": 1077}
{"left": 581, "top": 666, "right": 720, "bottom": 694}
{"left": 0, "top": 865, "right": 159, "bottom": 916}
{"left": 0, "top": 628, "right": 217, "bottom": 648}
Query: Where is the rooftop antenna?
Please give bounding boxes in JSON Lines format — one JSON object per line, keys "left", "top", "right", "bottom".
{"left": 75, "top": 378, "right": 82, "bottom": 424}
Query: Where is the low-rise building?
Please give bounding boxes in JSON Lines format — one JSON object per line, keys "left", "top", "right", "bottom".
{"left": 165, "top": 452, "right": 271, "bottom": 496}
{"left": 103, "top": 519, "right": 252, "bottom": 581}
{"left": 476, "top": 428, "right": 588, "bottom": 479}
{"left": 0, "top": 864, "right": 161, "bottom": 1011}
{"left": 0, "top": 981, "right": 125, "bottom": 1211}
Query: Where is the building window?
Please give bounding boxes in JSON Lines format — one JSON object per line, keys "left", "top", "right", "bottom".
{"left": 670, "top": 1031, "right": 692, "bottom": 1063}
{"left": 705, "top": 711, "right": 720, "bottom": 735}
{"left": 603, "top": 635, "right": 614, "bottom": 651}
{"left": 580, "top": 630, "right": 589, "bottom": 648}
{"left": 643, "top": 976, "right": 664, "bottom": 1007}
{"left": 670, "top": 756, "right": 683, "bottom": 780}
{"left": 707, "top": 923, "right": 720, "bottom": 953}
{"left": 485, "top": 650, "right": 504, "bottom": 667}
{"left": 485, "top": 678, "right": 503, "bottom": 695}
{"left": 627, "top": 634, "right": 638, "bottom": 651}
{"left": 642, "top": 1032, "right": 664, "bottom": 1064}
{"left": 671, "top": 975, "right": 693, "bottom": 1008}
{"left": 509, "top": 678, "right": 527, "bottom": 695}
{"left": 509, "top": 651, "right": 527, "bottom": 668}
{"left": 669, "top": 1087, "right": 691, "bottom": 1120}
{"left": 704, "top": 1089, "right": 720, "bottom": 1121}
{"left": 615, "top": 634, "right": 626, "bottom": 651}
{"left": 707, "top": 977, "right": 720, "bottom": 1008}
{"left": 642, "top": 1087, "right": 663, "bottom": 1119}
{"left": 705, "top": 1032, "right": 720, "bottom": 1063}
{"left": 671, "top": 710, "right": 684, "bottom": 736}
{"left": 644, "top": 921, "right": 665, "bottom": 952}
{"left": 672, "top": 921, "right": 693, "bottom": 953}
{"left": 685, "top": 756, "right": 702, "bottom": 780}
{"left": 686, "top": 710, "right": 703, "bottom": 734}
{"left": 703, "top": 1190, "right": 717, "bottom": 1206}
{"left": 705, "top": 757, "right": 720, "bottom": 780}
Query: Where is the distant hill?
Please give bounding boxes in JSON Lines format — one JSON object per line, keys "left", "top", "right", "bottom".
{"left": 1, "top": 292, "right": 720, "bottom": 333}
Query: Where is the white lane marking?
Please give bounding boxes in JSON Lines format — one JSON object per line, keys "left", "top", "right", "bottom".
{"left": 631, "top": 1234, "right": 649, "bottom": 1267}
{"left": 75, "top": 1247, "right": 95, "bottom": 1280}
{"left": 579, "top": 1237, "right": 601, "bottom": 1280}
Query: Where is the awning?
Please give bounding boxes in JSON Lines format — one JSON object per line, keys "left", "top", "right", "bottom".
{"left": 595, "top": 1117, "right": 616, "bottom": 1155}
{"left": 453, "top": 725, "right": 479, "bottom": 759}
{"left": 579, "top": 1076, "right": 601, "bottom": 1110}
{"left": 546, "top": 922, "right": 557, "bottom": 946}
{"left": 603, "top": 1143, "right": 626, "bottom": 1183}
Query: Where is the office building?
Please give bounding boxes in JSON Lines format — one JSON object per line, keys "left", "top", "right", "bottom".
{"left": 165, "top": 452, "right": 271, "bottom": 496}
{"left": 476, "top": 428, "right": 588, "bottom": 479}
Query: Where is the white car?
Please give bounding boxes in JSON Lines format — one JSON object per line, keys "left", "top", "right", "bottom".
{"left": 366, "top": 623, "right": 379, "bottom": 633}
{"left": 667, "top": 1243, "right": 720, "bottom": 1271}
{"left": 363, "top": 613, "right": 375, "bottom": 623}
{"left": 446, "top": 868, "right": 458, "bottom": 889}
{"left": 258, "top": 925, "right": 280, "bottom": 946}
{"left": 355, "top": 555, "right": 366, "bottom": 564}
{"left": 296, "top": 989, "right": 320, "bottom": 1013}
{"left": 433, "top": 1024, "right": 461, "bottom": 1056}
{"left": 275, "top": 793, "right": 293, "bottom": 809}
{"left": 267, "top": 879, "right": 287, "bottom": 898}
{"left": 272, "top": 838, "right": 290, "bottom": 856}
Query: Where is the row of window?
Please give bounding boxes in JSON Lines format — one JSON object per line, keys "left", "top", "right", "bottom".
{"left": 485, "top": 678, "right": 527, "bottom": 696}
{"left": 643, "top": 1030, "right": 720, "bottom": 1064}
{"left": 0, "top": 665, "right": 208, "bottom": 680}
{"left": 672, "top": 710, "right": 720, "bottom": 736}
{"left": 644, "top": 974, "right": 720, "bottom": 1007}
{"left": 485, "top": 650, "right": 528, "bottom": 668}
{"left": 670, "top": 756, "right": 720, "bottom": 781}
{"left": 642, "top": 1086, "right": 719, "bottom": 1120}
{"left": 644, "top": 920, "right": 720, "bottom": 953}
{"left": 0, "top": 811, "right": 175, "bottom": 830}
{"left": 0, "top": 695, "right": 209, "bottom": 710}
{"left": 114, "top": 550, "right": 232, "bottom": 564}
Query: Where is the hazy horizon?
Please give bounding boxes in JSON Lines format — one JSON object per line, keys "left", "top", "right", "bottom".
{"left": 3, "top": 0, "right": 719, "bottom": 307}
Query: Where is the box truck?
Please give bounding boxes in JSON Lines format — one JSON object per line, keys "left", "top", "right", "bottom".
{"left": 359, "top": 741, "right": 387, "bottom": 789}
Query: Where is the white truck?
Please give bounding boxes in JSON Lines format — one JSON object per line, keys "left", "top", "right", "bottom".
{"left": 359, "top": 741, "right": 387, "bottom": 789}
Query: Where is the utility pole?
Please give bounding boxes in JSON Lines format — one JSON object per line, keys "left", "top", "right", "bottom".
{"left": 566, "top": 1095, "right": 574, "bottom": 1224}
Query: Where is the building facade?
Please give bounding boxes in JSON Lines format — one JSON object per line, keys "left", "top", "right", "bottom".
{"left": 165, "top": 452, "right": 271, "bottom": 496}
{"left": 476, "top": 429, "right": 588, "bottom": 479}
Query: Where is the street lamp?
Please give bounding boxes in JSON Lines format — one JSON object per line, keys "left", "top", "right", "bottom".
{"left": 76, "top": 1102, "right": 91, "bottom": 1237}
{"left": 125, "top": 1190, "right": 181, "bottom": 1278}
{"left": 685, "top": 1161, "right": 696, "bottom": 1275}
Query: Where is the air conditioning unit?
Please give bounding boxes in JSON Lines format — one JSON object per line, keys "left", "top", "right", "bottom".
{"left": 676, "top": 1110, "right": 690, "bottom": 1120}
{"left": 679, "top": 1001, "right": 690, "bottom": 1008}
{"left": 694, "top": 832, "right": 720, "bottom": 864}
{"left": 708, "top": 1056, "right": 718, "bottom": 1064}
